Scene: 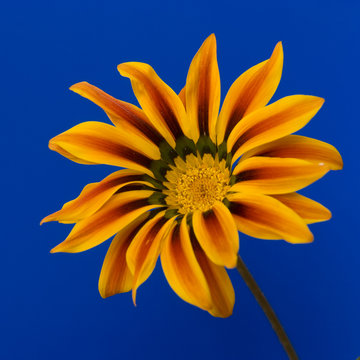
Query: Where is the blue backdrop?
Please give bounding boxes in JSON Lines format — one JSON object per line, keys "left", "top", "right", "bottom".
{"left": 1, "top": 1, "right": 358, "bottom": 359}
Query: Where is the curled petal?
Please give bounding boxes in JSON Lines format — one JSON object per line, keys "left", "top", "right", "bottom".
{"left": 50, "top": 190, "right": 161, "bottom": 253}
{"left": 70, "top": 82, "right": 164, "bottom": 144}
{"left": 192, "top": 201, "right": 239, "bottom": 268}
{"left": 161, "top": 217, "right": 213, "bottom": 311}
{"left": 192, "top": 237, "right": 235, "bottom": 318}
{"left": 241, "top": 135, "right": 343, "bottom": 170}
{"left": 178, "top": 86, "right": 186, "bottom": 108}
{"left": 228, "top": 192, "right": 313, "bottom": 243}
{"left": 41, "top": 170, "right": 151, "bottom": 224}
{"left": 185, "top": 34, "right": 220, "bottom": 142}
{"left": 232, "top": 156, "right": 329, "bottom": 194}
{"left": 272, "top": 193, "right": 331, "bottom": 224}
{"left": 126, "top": 212, "right": 176, "bottom": 305}
{"left": 217, "top": 42, "right": 283, "bottom": 143}
{"left": 118, "top": 62, "right": 192, "bottom": 146}
{"left": 98, "top": 214, "right": 149, "bottom": 298}
{"left": 48, "top": 142, "right": 97, "bottom": 165}
{"left": 227, "top": 95, "right": 325, "bottom": 161}
{"left": 49, "top": 121, "right": 160, "bottom": 175}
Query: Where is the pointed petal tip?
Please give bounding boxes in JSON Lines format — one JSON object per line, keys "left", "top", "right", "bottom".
{"left": 50, "top": 247, "right": 58, "bottom": 254}
{"left": 50, "top": 242, "right": 71, "bottom": 254}
{"left": 208, "top": 33, "right": 216, "bottom": 41}
{"left": 305, "top": 95, "right": 325, "bottom": 110}
{"left": 69, "top": 81, "right": 88, "bottom": 92}
{"left": 203, "top": 33, "right": 217, "bottom": 48}
{"left": 132, "top": 290, "right": 137, "bottom": 307}
{"left": 275, "top": 41, "right": 283, "bottom": 49}
{"left": 40, "top": 214, "right": 55, "bottom": 225}
{"left": 288, "top": 230, "right": 314, "bottom": 244}
{"left": 272, "top": 41, "right": 283, "bottom": 60}
{"left": 317, "top": 96, "right": 325, "bottom": 106}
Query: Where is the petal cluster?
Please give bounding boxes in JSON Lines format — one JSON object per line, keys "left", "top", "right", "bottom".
{"left": 42, "top": 34, "right": 342, "bottom": 318}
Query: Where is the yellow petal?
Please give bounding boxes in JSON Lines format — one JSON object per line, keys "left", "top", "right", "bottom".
{"left": 70, "top": 82, "right": 164, "bottom": 145}
{"left": 118, "top": 62, "right": 192, "bottom": 146}
{"left": 98, "top": 214, "right": 149, "bottom": 298}
{"left": 185, "top": 34, "right": 220, "bottom": 142}
{"left": 192, "top": 201, "right": 239, "bottom": 268}
{"left": 217, "top": 42, "right": 283, "bottom": 143}
{"left": 41, "top": 169, "right": 151, "bottom": 224}
{"left": 232, "top": 156, "right": 329, "bottom": 194}
{"left": 49, "top": 121, "right": 160, "bottom": 175}
{"left": 272, "top": 193, "right": 332, "bottom": 224}
{"left": 192, "top": 237, "right": 235, "bottom": 318}
{"left": 126, "top": 211, "right": 176, "bottom": 305}
{"left": 228, "top": 192, "right": 313, "bottom": 243}
{"left": 48, "top": 142, "right": 97, "bottom": 165}
{"left": 227, "top": 95, "right": 325, "bottom": 161}
{"left": 178, "top": 86, "right": 186, "bottom": 108}
{"left": 241, "top": 134, "right": 343, "bottom": 170}
{"left": 161, "top": 217, "right": 213, "bottom": 311}
{"left": 50, "top": 190, "right": 160, "bottom": 253}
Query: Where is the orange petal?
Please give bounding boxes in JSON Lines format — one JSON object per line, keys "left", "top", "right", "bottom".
{"left": 192, "top": 236, "right": 235, "bottom": 318}
{"left": 49, "top": 121, "right": 160, "bottom": 175}
{"left": 217, "top": 42, "right": 283, "bottom": 143}
{"left": 50, "top": 190, "right": 161, "bottom": 253}
{"left": 118, "top": 62, "right": 192, "bottom": 146}
{"left": 161, "top": 217, "right": 213, "bottom": 311}
{"left": 228, "top": 192, "right": 313, "bottom": 243}
{"left": 272, "top": 193, "right": 332, "bottom": 224}
{"left": 70, "top": 82, "right": 164, "bottom": 145}
{"left": 185, "top": 34, "right": 220, "bottom": 142}
{"left": 241, "top": 135, "right": 343, "bottom": 170}
{"left": 192, "top": 201, "right": 239, "bottom": 268}
{"left": 126, "top": 211, "right": 176, "bottom": 305}
{"left": 232, "top": 156, "right": 329, "bottom": 194}
{"left": 98, "top": 214, "right": 149, "bottom": 298}
{"left": 49, "top": 142, "right": 97, "bottom": 165}
{"left": 227, "top": 95, "right": 325, "bottom": 161}
{"left": 178, "top": 86, "right": 186, "bottom": 108}
{"left": 41, "top": 169, "right": 151, "bottom": 224}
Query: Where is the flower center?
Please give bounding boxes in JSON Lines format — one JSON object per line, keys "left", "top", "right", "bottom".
{"left": 163, "top": 153, "right": 231, "bottom": 214}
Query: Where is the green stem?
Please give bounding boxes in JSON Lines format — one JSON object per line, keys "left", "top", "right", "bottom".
{"left": 236, "top": 255, "right": 299, "bottom": 360}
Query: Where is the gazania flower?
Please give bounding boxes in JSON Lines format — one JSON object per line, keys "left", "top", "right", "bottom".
{"left": 42, "top": 34, "right": 342, "bottom": 318}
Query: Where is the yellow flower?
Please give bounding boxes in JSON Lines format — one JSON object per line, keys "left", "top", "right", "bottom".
{"left": 42, "top": 34, "right": 342, "bottom": 318}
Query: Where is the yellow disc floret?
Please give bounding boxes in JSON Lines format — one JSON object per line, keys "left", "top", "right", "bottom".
{"left": 163, "top": 153, "right": 231, "bottom": 214}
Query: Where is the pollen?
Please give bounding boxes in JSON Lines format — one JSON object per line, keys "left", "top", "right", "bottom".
{"left": 163, "top": 153, "right": 231, "bottom": 214}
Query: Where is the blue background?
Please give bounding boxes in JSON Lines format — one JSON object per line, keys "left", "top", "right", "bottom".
{"left": 1, "top": 0, "right": 358, "bottom": 359}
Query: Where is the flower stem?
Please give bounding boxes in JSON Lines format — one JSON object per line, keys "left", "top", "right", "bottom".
{"left": 236, "top": 255, "right": 298, "bottom": 360}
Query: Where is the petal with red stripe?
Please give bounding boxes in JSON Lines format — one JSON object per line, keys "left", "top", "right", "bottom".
{"left": 118, "top": 62, "right": 192, "bottom": 146}
{"left": 232, "top": 156, "right": 329, "bottom": 194}
{"left": 50, "top": 190, "right": 161, "bottom": 253}
{"left": 217, "top": 42, "right": 283, "bottom": 143}
{"left": 228, "top": 192, "right": 313, "bottom": 243}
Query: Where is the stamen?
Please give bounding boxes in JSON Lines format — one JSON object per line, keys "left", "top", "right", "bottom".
{"left": 163, "top": 153, "right": 231, "bottom": 214}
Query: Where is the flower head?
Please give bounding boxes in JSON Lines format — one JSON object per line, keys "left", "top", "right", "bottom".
{"left": 42, "top": 34, "right": 342, "bottom": 317}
